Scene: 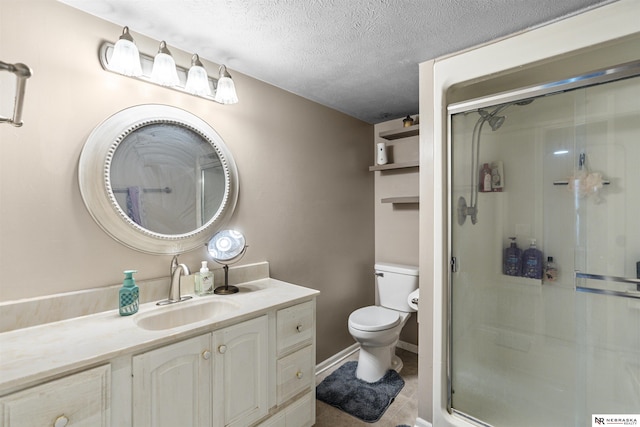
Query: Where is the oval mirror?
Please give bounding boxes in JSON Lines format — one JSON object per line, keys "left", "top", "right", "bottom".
{"left": 78, "top": 104, "right": 239, "bottom": 254}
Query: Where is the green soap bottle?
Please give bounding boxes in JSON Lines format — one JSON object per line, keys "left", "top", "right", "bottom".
{"left": 119, "top": 270, "right": 139, "bottom": 316}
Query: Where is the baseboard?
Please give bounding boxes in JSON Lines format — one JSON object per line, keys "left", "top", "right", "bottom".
{"left": 315, "top": 343, "right": 359, "bottom": 375}
{"left": 315, "top": 340, "right": 418, "bottom": 376}
{"left": 398, "top": 340, "right": 419, "bottom": 354}
{"left": 415, "top": 417, "right": 433, "bottom": 427}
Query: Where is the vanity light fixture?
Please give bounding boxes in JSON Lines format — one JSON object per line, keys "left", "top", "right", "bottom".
{"left": 213, "top": 65, "right": 239, "bottom": 104}
{"left": 150, "top": 41, "right": 180, "bottom": 87}
{"left": 108, "top": 26, "right": 143, "bottom": 77}
{"left": 99, "top": 26, "right": 238, "bottom": 104}
{"left": 185, "top": 54, "right": 212, "bottom": 96}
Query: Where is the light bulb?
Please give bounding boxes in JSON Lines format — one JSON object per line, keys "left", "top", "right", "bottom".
{"left": 150, "top": 41, "right": 179, "bottom": 87}
{"left": 185, "top": 54, "right": 211, "bottom": 96}
{"left": 109, "top": 27, "right": 142, "bottom": 77}
{"left": 214, "top": 65, "right": 238, "bottom": 104}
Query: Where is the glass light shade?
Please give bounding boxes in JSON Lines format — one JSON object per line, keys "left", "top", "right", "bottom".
{"left": 151, "top": 42, "right": 179, "bottom": 87}
{"left": 214, "top": 76, "right": 238, "bottom": 104}
{"left": 185, "top": 65, "right": 211, "bottom": 96}
{"left": 109, "top": 34, "right": 142, "bottom": 76}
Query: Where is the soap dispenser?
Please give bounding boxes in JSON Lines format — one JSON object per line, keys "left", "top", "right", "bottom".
{"left": 195, "top": 261, "right": 214, "bottom": 296}
{"left": 119, "top": 270, "right": 139, "bottom": 316}
{"left": 522, "top": 239, "right": 543, "bottom": 279}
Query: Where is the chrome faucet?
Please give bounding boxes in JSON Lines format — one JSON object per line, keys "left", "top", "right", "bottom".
{"left": 157, "top": 255, "right": 192, "bottom": 306}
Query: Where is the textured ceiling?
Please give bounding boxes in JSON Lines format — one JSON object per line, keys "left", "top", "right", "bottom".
{"left": 59, "top": 0, "right": 614, "bottom": 123}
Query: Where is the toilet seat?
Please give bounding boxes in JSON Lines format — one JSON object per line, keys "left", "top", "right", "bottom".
{"left": 348, "top": 306, "right": 400, "bottom": 332}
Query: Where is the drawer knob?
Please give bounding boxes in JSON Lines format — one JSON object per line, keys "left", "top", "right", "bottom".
{"left": 54, "top": 415, "right": 69, "bottom": 427}
{"left": 218, "top": 345, "right": 227, "bottom": 354}
{"left": 296, "top": 371, "right": 303, "bottom": 379}
{"left": 296, "top": 324, "right": 303, "bottom": 333}
{"left": 202, "top": 350, "right": 211, "bottom": 360}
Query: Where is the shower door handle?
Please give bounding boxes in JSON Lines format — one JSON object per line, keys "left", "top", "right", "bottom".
{"left": 575, "top": 271, "right": 640, "bottom": 299}
{"left": 451, "top": 257, "right": 458, "bottom": 273}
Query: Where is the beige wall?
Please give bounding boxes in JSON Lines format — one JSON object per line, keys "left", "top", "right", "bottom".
{"left": 373, "top": 117, "right": 419, "bottom": 345}
{"left": 0, "top": 0, "right": 374, "bottom": 362}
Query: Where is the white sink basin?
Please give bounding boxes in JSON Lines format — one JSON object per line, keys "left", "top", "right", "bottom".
{"left": 135, "top": 298, "right": 240, "bottom": 331}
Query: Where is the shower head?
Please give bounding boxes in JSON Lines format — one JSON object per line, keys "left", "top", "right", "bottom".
{"left": 478, "top": 108, "right": 505, "bottom": 131}
{"left": 488, "top": 115, "right": 505, "bottom": 131}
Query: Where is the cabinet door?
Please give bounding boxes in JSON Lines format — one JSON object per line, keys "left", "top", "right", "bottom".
{"left": 213, "top": 315, "right": 269, "bottom": 427}
{"left": 133, "top": 334, "right": 211, "bottom": 427}
{"left": 0, "top": 365, "right": 110, "bottom": 427}
{"left": 285, "top": 392, "right": 314, "bottom": 427}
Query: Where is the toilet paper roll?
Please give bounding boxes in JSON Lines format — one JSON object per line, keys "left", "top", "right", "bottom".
{"left": 407, "top": 289, "right": 419, "bottom": 311}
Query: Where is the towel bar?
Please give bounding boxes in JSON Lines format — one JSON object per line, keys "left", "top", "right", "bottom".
{"left": 1, "top": 60, "right": 32, "bottom": 127}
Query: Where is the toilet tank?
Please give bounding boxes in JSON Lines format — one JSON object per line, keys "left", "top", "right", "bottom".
{"left": 375, "top": 262, "right": 419, "bottom": 312}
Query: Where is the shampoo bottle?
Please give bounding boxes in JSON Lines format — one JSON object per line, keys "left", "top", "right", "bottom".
{"left": 522, "top": 239, "right": 543, "bottom": 279}
{"left": 480, "top": 163, "right": 492, "bottom": 192}
{"left": 195, "top": 261, "right": 214, "bottom": 296}
{"left": 503, "top": 237, "right": 522, "bottom": 276}
{"left": 119, "top": 270, "right": 139, "bottom": 316}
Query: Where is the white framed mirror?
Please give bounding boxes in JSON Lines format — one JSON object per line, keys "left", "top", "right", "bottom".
{"left": 78, "top": 104, "right": 239, "bottom": 254}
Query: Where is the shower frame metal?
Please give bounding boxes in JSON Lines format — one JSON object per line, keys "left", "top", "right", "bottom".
{"left": 445, "top": 59, "right": 640, "bottom": 425}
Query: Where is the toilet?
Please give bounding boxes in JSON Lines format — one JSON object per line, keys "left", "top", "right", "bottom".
{"left": 348, "top": 262, "right": 418, "bottom": 382}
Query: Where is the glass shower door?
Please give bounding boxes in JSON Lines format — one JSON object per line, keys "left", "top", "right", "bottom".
{"left": 448, "top": 69, "right": 640, "bottom": 427}
{"left": 571, "top": 77, "right": 640, "bottom": 426}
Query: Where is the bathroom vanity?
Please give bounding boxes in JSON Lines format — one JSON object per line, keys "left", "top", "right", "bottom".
{"left": 0, "top": 276, "right": 318, "bottom": 427}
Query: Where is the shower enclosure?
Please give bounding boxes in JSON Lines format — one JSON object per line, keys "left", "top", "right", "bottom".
{"left": 447, "top": 63, "right": 640, "bottom": 426}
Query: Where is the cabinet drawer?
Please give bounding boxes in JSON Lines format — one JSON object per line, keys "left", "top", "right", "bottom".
{"left": 276, "top": 345, "right": 313, "bottom": 405}
{"left": 276, "top": 300, "right": 314, "bottom": 356}
{"left": 0, "top": 364, "right": 111, "bottom": 427}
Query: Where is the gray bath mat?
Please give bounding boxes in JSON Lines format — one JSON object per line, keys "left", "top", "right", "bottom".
{"left": 316, "top": 361, "right": 404, "bottom": 423}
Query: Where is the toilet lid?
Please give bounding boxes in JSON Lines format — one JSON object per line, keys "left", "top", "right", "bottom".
{"left": 349, "top": 306, "right": 400, "bottom": 332}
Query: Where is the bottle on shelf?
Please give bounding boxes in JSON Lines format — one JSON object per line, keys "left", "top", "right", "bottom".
{"left": 503, "top": 237, "right": 522, "bottom": 276}
{"left": 544, "top": 256, "right": 558, "bottom": 282}
{"left": 522, "top": 239, "right": 543, "bottom": 279}
{"left": 479, "top": 163, "right": 492, "bottom": 192}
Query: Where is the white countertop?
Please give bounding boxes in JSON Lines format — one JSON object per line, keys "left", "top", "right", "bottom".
{"left": 0, "top": 278, "right": 319, "bottom": 395}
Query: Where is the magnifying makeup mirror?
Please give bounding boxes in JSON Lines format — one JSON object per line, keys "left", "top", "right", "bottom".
{"left": 207, "top": 229, "right": 247, "bottom": 294}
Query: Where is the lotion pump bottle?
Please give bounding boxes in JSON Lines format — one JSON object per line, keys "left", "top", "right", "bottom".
{"left": 522, "top": 239, "right": 543, "bottom": 279}
{"left": 119, "top": 270, "right": 139, "bottom": 316}
{"left": 503, "top": 237, "right": 522, "bottom": 276}
{"left": 195, "top": 261, "right": 214, "bottom": 296}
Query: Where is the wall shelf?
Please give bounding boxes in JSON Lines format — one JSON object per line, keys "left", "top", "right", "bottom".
{"left": 379, "top": 124, "right": 419, "bottom": 140}
{"left": 381, "top": 196, "right": 419, "bottom": 204}
{"left": 369, "top": 160, "right": 419, "bottom": 171}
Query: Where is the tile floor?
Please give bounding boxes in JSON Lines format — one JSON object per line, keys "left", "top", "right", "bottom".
{"left": 314, "top": 348, "right": 418, "bottom": 427}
